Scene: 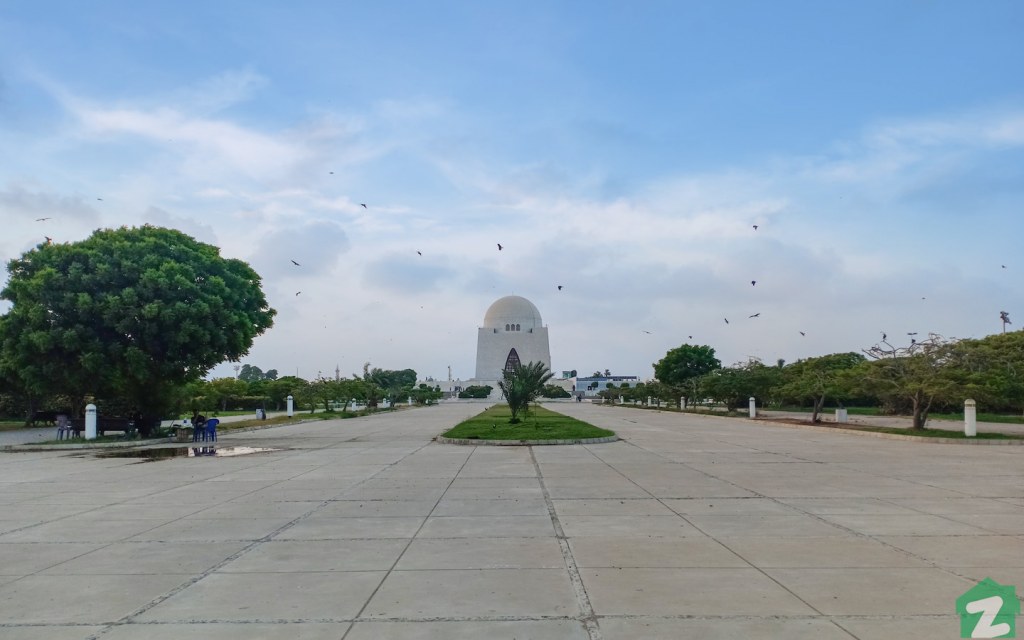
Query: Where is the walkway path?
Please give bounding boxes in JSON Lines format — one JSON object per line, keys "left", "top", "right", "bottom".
{"left": 0, "top": 401, "right": 1020, "bottom": 639}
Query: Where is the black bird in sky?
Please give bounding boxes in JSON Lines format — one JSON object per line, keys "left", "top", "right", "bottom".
{"left": 35, "top": 217, "right": 51, "bottom": 222}
{"left": 360, "top": 203, "right": 367, "bottom": 208}
{"left": 417, "top": 251, "right": 422, "bottom": 256}
{"left": 290, "top": 260, "right": 300, "bottom": 266}
{"left": 882, "top": 332, "right": 887, "bottom": 341}
{"left": 751, "top": 280, "right": 756, "bottom": 286}
{"left": 688, "top": 335, "right": 693, "bottom": 339}
{"left": 557, "top": 285, "right": 563, "bottom": 290}
{"left": 497, "top": 243, "right": 503, "bottom": 251}
{"left": 44, "top": 236, "right": 52, "bottom": 244}
{"left": 97, "top": 198, "right": 103, "bottom": 201}
{"left": 907, "top": 332, "right": 918, "bottom": 336}
{"left": 749, "top": 313, "right": 760, "bottom": 318}
{"left": 1002, "top": 265, "right": 1007, "bottom": 268}
{"left": 752, "top": 225, "right": 758, "bottom": 230}
{"left": 724, "top": 318, "right": 729, "bottom": 324}
{"left": 641, "top": 330, "right": 652, "bottom": 334}
{"left": 295, "top": 291, "right": 302, "bottom": 296}
{"left": 800, "top": 331, "right": 806, "bottom": 336}
{"left": 329, "top": 171, "right": 334, "bottom": 174}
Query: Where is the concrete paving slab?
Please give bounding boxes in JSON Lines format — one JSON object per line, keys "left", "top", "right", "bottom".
{"left": 763, "top": 567, "right": 972, "bottom": 615}
{"left": 128, "top": 517, "right": 296, "bottom": 542}
{"left": 100, "top": 622, "right": 353, "bottom": 640}
{"left": 551, "top": 498, "right": 676, "bottom": 516}
{"left": 558, "top": 514, "right": 701, "bottom": 537}
{"left": 0, "top": 542, "right": 104, "bottom": 575}
{"left": 569, "top": 536, "right": 749, "bottom": 568}
{"left": 686, "top": 513, "right": 851, "bottom": 537}
{"left": 396, "top": 536, "right": 566, "bottom": 570}
{"left": 317, "top": 499, "right": 438, "bottom": 517}
{"left": 0, "top": 573, "right": 190, "bottom": 624}
{"left": 878, "top": 534, "right": 1024, "bottom": 566}
{"left": 663, "top": 497, "right": 801, "bottom": 515}
{"left": 417, "top": 515, "right": 555, "bottom": 538}
{"left": 817, "top": 513, "right": 990, "bottom": 536}
{"left": 581, "top": 567, "right": 818, "bottom": 616}
{"left": 832, "top": 616, "right": 961, "bottom": 640}
{"left": 1, "top": 626, "right": 106, "bottom": 639}
{"left": 219, "top": 538, "right": 409, "bottom": 572}
{"left": 273, "top": 516, "right": 426, "bottom": 540}
{"left": 346, "top": 619, "right": 589, "bottom": 639}
{"left": 39, "top": 541, "right": 248, "bottom": 575}
{"left": 432, "top": 497, "right": 549, "bottom": 516}
{"left": 137, "top": 571, "right": 384, "bottom": 622}
{"left": 597, "top": 617, "right": 857, "bottom": 639}
{"left": 720, "top": 536, "right": 930, "bottom": 568}
{"left": 362, "top": 568, "right": 579, "bottom": 618}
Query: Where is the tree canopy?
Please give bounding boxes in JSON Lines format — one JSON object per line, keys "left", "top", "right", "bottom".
{"left": 0, "top": 225, "right": 275, "bottom": 428}
{"left": 499, "top": 361, "right": 553, "bottom": 423}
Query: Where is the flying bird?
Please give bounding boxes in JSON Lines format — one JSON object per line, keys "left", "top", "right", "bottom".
{"left": 641, "top": 330, "right": 652, "bottom": 334}
{"left": 290, "top": 260, "right": 300, "bottom": 266}
{"left": 749, "top": 313, "right": 760, "bottom": 318}
{"left": 800, "top": 331, "right": 806, "bottom": 336}
{"left": 329, "top": 171, "right": 334, "bottom": 175}
{"left": 688, "top": 335, "right": 693, "bottom": 339}
{"left": 752, "top": 225, "right": 758, "bottom": 230}
{"left": 907, "top": 332, "right": 918, "bottom": 336}
{"left": 295, "top": 291, "right": 302, "bottom": 296}
{"left": 724, "top": 318, "right": 730, "bottom": 324}
{"left": 35, "top": 217, "right": 51, "bottom": 222}
{"left": 751, "top": 280, "right": 756, "bottom": 286}
{"left": 1002, "top": 265, "right": 1007, "bottom": 269}
{"left": 417, "top": 251, "right": 422, "bottom": 256}
{"left": 360, "top": 203, "right": 367, "bottom": 208}
{"left": 557, "top": 285, "right": 563, "bottom": 290}
{"left": 44, "top": 236, "right": 52, "bottom": 244}
{"left": 882, "top": 332, "right": 887, "bottom": 341}
{"left": 97, "top": 198, "right": 103, "bottom": 201}
{"left": 497, "top": 243, "right": 503, "bottom": 251}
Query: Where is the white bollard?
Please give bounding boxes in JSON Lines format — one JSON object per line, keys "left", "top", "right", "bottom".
{"left": 408, "top": 396, "right": 413, "bottom": 406}
{"left": 835, "top": 408, "right": 849, "bottom": 423}
{"left": 647, "top": 396, "right": 652, "bottom": 406}
{"left": 286, "top": 395, "right": 294, "bottom": 417}
{"left": 680, "top": 396, "right": 685, "bottom": 411}
{"left": 85, "top": 404, "right": 97, "bottom": 440}
{"left": 748, "top": 397, "right": 756, "bottom": 418}
{"left": 619, "top": 395, "right": 624, "bottom": 404}
{"left": 965, "top": 399, "right": 977, "bottom": 437}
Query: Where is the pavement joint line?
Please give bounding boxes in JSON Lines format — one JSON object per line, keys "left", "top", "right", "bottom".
{"left": 338, "top": 441, "right": 477, "bottom": 639}
{"left": 83, "top": 438, "right": 438, "bottom": 640}
{"left": 577, "top": 404, "right": 990, "bottom": 597}
{"left": 529, "top": 446, "right": 603, "bottom": 640}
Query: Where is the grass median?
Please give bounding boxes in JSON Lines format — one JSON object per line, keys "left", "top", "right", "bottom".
{"left": 442, "top": 404, "right": 615, "bottom": 441}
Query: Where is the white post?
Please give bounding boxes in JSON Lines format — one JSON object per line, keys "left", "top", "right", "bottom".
{"left": 647, "top": 396, "right": 652, "bottom": 406}
{"left": 286, "top": 395, "right": 294, "bottom": 417}
{"left": 408, "top": 396, "right": 413, "bottom": 406}
{"left": 85, "top": 404, "right": 97, "bottom": 440}
{"left": 835, "top": 408, "right": 849, "bottom": 423}
{"left": 748, "top": 397, "right": 756, "bottom": 418}
{"left": 965, "top": 399, "right": 977, "bottom": 437}
{"left": 619, "top": 395, "right": 624, "bottom": 404}
{"left": 680, "top": 396, "right": 685, "bottom": 411}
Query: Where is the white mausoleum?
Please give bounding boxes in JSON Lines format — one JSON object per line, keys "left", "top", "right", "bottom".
{"left": 475, "top": 295, "right": 552, "bottom": 379}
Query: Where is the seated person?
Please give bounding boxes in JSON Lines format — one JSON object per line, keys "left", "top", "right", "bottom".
{"left": 191, "top": 412, "right": 207, "bottom": 442}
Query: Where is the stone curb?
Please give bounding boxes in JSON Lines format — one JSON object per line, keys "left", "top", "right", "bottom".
{"left": 435, "top": 435, "right": 619, "bottom": 446}
{"left": 3, "top": 437, "right": 172, "bottom": 452}
{"left": 751, "top": 419, "right": 1024, "bottom": 445}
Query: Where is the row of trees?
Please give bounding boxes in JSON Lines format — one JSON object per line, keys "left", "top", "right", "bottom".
{"left": 639, "top": 331, "right": 1024, "bottom": 429}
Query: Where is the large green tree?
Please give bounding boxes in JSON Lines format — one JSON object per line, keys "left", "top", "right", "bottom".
{"left": 0, "top": 225, "right": 275, "bottom": 431}
{"left": 778, "top": 352, "right": 865, "bottom": 422}
{"left": 653, "top": 344, "right": 721, "bottom": 408}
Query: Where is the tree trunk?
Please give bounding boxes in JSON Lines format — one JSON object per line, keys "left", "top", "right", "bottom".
{"left": 811, "top": 396, "right": 824, "bottom": 423}
{"left": 910, "top": 391, "right": 924, "bottom": 430}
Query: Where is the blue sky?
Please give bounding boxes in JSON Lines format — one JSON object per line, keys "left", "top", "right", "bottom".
{"left": 1, "top": 1, "right": 1022, "bottom": 382}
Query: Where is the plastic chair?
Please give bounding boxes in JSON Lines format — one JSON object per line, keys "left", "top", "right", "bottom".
{"left": 204, "top": 418, "right": 219, "bottom": 442}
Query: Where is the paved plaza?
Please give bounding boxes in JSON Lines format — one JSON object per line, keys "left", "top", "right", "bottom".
{"left": 1, "top": 402, "right": 1022, "bottom": 639}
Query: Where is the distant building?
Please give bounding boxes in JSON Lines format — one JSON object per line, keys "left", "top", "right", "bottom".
{"left": 574, "top": 375, "right": 640, "bottom": 397}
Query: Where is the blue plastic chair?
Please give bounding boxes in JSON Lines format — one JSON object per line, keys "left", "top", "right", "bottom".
{"left": 204, "top": 418, "right": 219, "bottom": 442}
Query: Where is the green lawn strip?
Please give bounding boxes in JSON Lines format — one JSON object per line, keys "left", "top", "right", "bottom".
{"left": 772, "top": 406, "right": 1024, "bottom": 425}
{"left": 443, "top": 404, "right": 614, "bottom": 441}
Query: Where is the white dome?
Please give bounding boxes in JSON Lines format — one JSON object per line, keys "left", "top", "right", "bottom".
{"left": 483, "top": 295, "right": 543, "bottom": 330}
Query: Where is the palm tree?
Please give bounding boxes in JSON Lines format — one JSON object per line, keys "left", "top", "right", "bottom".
{"left": 498, "top": 361, "right": 554, "bottom": 423}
